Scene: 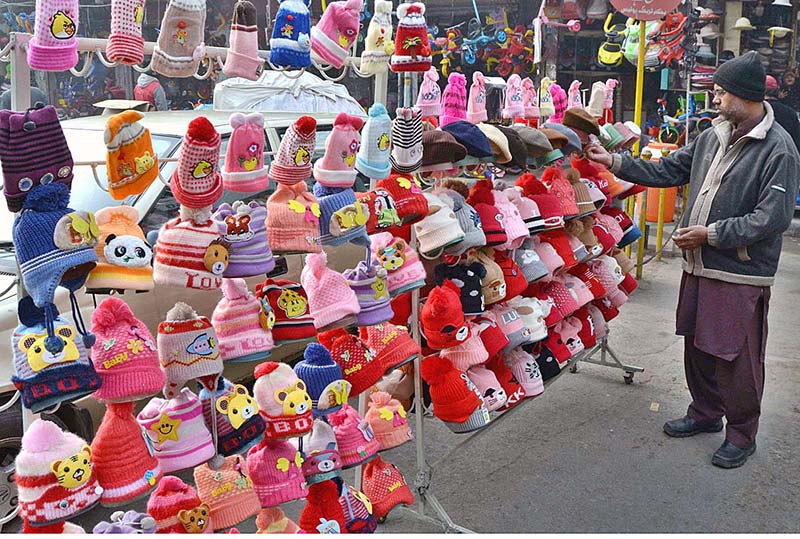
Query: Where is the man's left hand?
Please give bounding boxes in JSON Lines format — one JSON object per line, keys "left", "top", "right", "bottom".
{"left": 672, "top": 225, "right": 709, "bottom": 250}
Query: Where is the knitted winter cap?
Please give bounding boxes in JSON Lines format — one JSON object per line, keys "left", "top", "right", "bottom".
{"left": 27, "top": 0, "right": 79, "bottom": 71}
{"left": 466, "top": 179, "right": 507, "bottom": 247}
{"left": 420, "top": 355, "right": 490, "bottom": 433}
{"left": 157, "top": 302, "right": 223, "bottom": 399}
{"left": 390, "top": 2, "right": 433, "bottom": 73}
{"left": 85, "top": 206, "right": 153, "bottom": 294}
{"left": 492, "top": 303, "right": 533, "bottom": 351}
{"left": 510, "top": 124, "right": 553, "bottom": 158}
{"left": 254, "top": 278, "right": 318, "bottom": 344}
{"left": 504, "top": 186, "right": 543, "bottom": 234}
{"left": 318, "top": 328, "right": 383, "bottom": 397}
{"left": 491, "top": 184, "right": 529, "bottom": 249}
{"left": 504, "top": 346, "right": 544, "bottom": 396}
{"left": 223, "top": 1, "right": 265, "bottom": 80}
{"left": 253, "top": 361, "right": 313, "bottom": 439}
{"left": 91, "top": 401, "right": 162, "bottom": 507}
{"left": 472, "top": 311, "right": 509, "bottom": 359}
{"left": 265, "top": 181, "right": 322, "bottom": 254}
{"left": 314, "top": 112, "right": 364, "bottom": 188}
{"left": 561, "top": 273, "right": 594, "bottom": 309}
{"left": 541, "top": 167, "right": 579, "bottom": 219}
{"left": 422, "top": 130, "right": 467, "bottom": 170}
{"left": 329, "top": 403, "right": 380, "bottom": 467}
{"left": 421, "top": 280, "right": 470, "bottom": 350}
{"left": 334, "top": 477, "right": 377, "bottom": 533}
{"left": 296, "top": 418, "right": 342, "bottom": 484}
{"left": 152, "top": 206, "right": 229, "bottom": 291}
{"left": 573, "top": 307, "right": 597, "bottom": 349}
{"left": 270, "top": 116, "right": 317, "bottom": 185}
{"left": 549, "top": 83, "right": 568, "bottom": 122}
{"left": 467, "top": 70, "right": 488, "bottom": 123}
{"left": 508, "top": 296, "right": 549, "bottom": 343}
{"left": 413, "top": 192, "right": 465, "bottom": 257}
{"left": 317, "top": 185, "right": 371, "bottom": 248}
{"left": 356, "top": 104, "right": 393, "bottom": 180}
{"left": 361, "top": 456, "right": 415, "bottom": 520}
{"left": 247, "top": 437, "right": 309, "bottom": 507}
{"left": 376, "top": 174, "right": 429, "bottom": 224}
{"left": 390, "top": 107, "right": 424, "bottom": 174}
{"left": 298, "top": 480, "right": 347, "bottom": 533}
{"left": 342, "top": 260, "right": 393, "bottom": 327}
{"left": 540, "top": 229, "right": 578, "bottom": 270}
{"left": 369, "top": 232, "right": 427, "bottom": 296}
{"left": 586, "top": 303, "right": 609, "bottom": 340}
{"left": 713, "top": 50, "right": 766, "bottom": 102}
{"left": 212, "top": 278, "right": 274, "bottom": 363}
{"left": 358, "top": 321, "right": 420, "bottom": 372}
{"left": 494, "top": 250, "right": 528, "bottom": 301}
{"left": 106, "top": 0, "right": 146, "bottom": 65}
{"left": 436, "top": 188, "right": 486, "bottom": 255}
{"left": 197, "top": 377, "right": 265, "bottom": 457}
{"left": 569, "top": 262, "right": 607, "bottom": 300}
{"left": 301, "top": 250, "right": 360, "bottom": 330}
{"left": 15, "top": 419, "right": 103, "bottom": 526}
{"left": 310, "top": 0, "right": 364, "bottom": 69}
{"left": 11, "top": 297, "right": 101, "bottom": 413}
{"left": 486, "top": 352, "right": 526, "bottom": 410}
{"left": 468, "top": 247, "right": 506, "bottom": 305}
{"left": 476, "top": 123, "right": 512, "bottom": 164}
{"left": 193, "top": 455, "right": 261, "bottom": 530}
{"left": 294, "top": 342, "right": 345, "bottom": 415}
{"left": 440, "top": 324, "right": 489, "bottom": 372}
{"left": 90, "top": 296, "right": 164, "bottom": 403}
{"left": 137, "top": 389, "right": 216, "bottom": 474}
{"left": 359, "top": 0, "right": 393, "bottom": 75}
{"left": 522, "top": 77, "right": 540, "bottom": 119}
{"left": 433, "top": 261, "right": 486, "bottom": 316}
{"left": 416, "top": 67, "right": 442, "bottom": 116}
{"left": 539, "top": 77, "right": 556, "bottom": 117}
{"left": 13, "top": 183, "right": 98, "bottom": 309}
{"left": 269, "top": 0, "right": 312, "bottom": 68}
{"left": 440, "top": 72, "right": 468, "bottom": 127}
{"left": 147, "top": 475, "right": 212, "bottom": 533}
{"left": 467, "top": 365, "right": 506, "bottom": 411}
{"left": 365, "top": 391, "right": 413, "bottom": 450}
{"left": 151, "top": 0, "right": 207, "bottom": 78}
{"left": 171, "top": 117, "right": 223, "bottom": 209}
{"left": 222, "top": 113, "right": 268, "bottom": 192}
{"left": 104, "top": 110, "right": 159, "bottom": 200}
{"left": 502, "top": 74, "right": 525, "bottom": 119}
{"left": 212, "top": 201, "right": 274, "bottom": 277}
{"left": 442, "top": 120, "right": 493, "bottom": 158}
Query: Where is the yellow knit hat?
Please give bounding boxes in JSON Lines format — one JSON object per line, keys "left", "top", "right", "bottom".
{"left": 104, "top": 110, "right": 159, "bottom": 200}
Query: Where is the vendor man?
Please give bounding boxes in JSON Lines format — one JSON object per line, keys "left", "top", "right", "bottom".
{"left": 586, "top": 51, "right": 800, "bottom": 469}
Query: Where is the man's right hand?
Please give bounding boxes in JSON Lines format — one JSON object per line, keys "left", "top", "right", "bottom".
{"left": 585, "top": 143, "right": 613, "bottom": 168}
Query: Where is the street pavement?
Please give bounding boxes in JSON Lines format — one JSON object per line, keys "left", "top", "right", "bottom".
{"left": 8, "top": 237, "right": 800, "bottom": 533}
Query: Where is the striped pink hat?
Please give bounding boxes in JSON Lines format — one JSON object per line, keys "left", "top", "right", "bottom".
{"left": 212, "top": 278, "right": 273, "bottom": 363}
{"left": 440, "top": 72, "right": 467, "bottom": 127}
{"left": 153, "top": 206, "right": 229, "bottom": 291}
{"left": 172, "top": 117, "right": 223, "bottom": 209}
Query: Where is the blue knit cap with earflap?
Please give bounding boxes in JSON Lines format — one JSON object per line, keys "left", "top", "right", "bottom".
{"left": 294, "top": 342, "right": 344, "bottom": 416}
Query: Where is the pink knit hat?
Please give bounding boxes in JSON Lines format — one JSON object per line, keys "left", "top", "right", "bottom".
{"left": 310, "top": 0, "right": 364, "bottom": 68}
{"left": 256, "top": 507, "right": 302, "bottom": 533}
{"left": 222, "top": 1, "right": 265, "bottom": 80}
{"left": 492, "top": 186, "right": 529, "bottom": 250}
{"left": 440, "top": 72, "right": 468, "bottom": 127}
{"left": 171, "top": 117, "right": 223, "bottom": 209}
{"left": 27, "top": 0, "right": 79, "bottom": 71}
{"left": 364, "top": 391, "right": 412, "bottom": 450}
{"left": 137, "top": 389, "right": 216, "bottom": 474}
{"left": 222, "top": 113, "right": 268, "bottom": 192}
{"left": 369, "top": 232, "right": 427, "bottom": 296}
{"left": 503, "top": 74, "right": 525, "bottom": 119}
{"left": 504, "top": 347, "right": 544, "bottom": 396}
{"left": 297, "top": 418, "right": 342, "bottom": 484}
{"left": 247, "top": 438, "right": 309, "bottom": 507}
{"left": 358, "top": 321, "right": 420, "bottom": 372}
{"left": 439, "top": 324, "right": 489, "bottom": 371}
{"left": 193, "top": 455, "right": 261, "bottom": 530}
{"left": 147, "top": 475, "right": 213, "bottom": 533}
{"left": 265, "top": 181, "right": 322, "bottom": 254}
{"left": 107, "top": 0, "right": 145, "bottom": 65}
{"left": 532, "top": 235, "right": 564, "bottom": 278}
{"left": 522, "top": 77, "right": 540, "bottom": 120}
{"left": 466, "top": 365, "right": 507, "bottom": 411}
{"left": 269, "top": 116, "right": 317, "bottom": 185}
{"left": 567, "top": 80, "right": 583, "bottom": 110}
{"left": 153, "top": 206, "right": 229, "bottom": 291}
{"left": 467, "top": 71, "right": 488, "bottom": 124}
{"left": 550, "top": 83, "right": 568, "bottom": 123}
{"left": 253, "top": 361, "right": 314, "bottom": 439}
{"left": 313, "top": 112, "right": 364, "bottom": 188}
{"left": 90, "top": 297, "right": 164, "bottom": 403}
{"left": 416, "top": 67, "right": 442, "bottom": 117}
{"left": 561, "top": 274, "right": 594, "bottom": 309}
{"left": 212, "top": 278, "right": 274, "bottom": 363}
{"left": 301, "top": 250, "right": 360, "bottom": 331}
{"left": 329, "top": 403, "right": 380, "bottom": 468}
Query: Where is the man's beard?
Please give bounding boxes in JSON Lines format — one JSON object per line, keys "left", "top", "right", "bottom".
{"left": 717, "top": 103, "right": 746, "bottom": 124}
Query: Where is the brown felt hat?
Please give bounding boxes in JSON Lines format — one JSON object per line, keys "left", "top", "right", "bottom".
{"left": 562, "top": 108, "right": 601, "bottom": 137}
{"left": 539, "top": 128, "right": 569, "bottom": 151}
{"left": 422, "top": 130, "right": 467, "bottom": 168}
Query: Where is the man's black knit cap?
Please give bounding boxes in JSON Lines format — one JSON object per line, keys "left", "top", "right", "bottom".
{"left": 712, "top": 51, "right": 766, "bottom": 102}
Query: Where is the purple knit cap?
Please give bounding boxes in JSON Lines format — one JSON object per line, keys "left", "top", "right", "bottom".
{"left": 343, "top": 260, "right": 394, "bottom": 327}
{"left": 213, "top": 201, "right": 275, "bottom": 277}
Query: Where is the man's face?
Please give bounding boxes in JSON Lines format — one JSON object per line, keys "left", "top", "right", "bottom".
{"left": 712, "top": 85, "right": 747, "bottom": 123}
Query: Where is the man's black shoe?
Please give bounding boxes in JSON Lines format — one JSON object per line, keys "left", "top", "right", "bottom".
{"left": 663, "top": 415, "right": 723, "bottom": 438}
{"left": 712, "top": 440, "right": 756, "bottom": 469}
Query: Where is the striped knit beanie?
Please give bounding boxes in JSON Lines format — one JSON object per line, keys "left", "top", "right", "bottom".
{"left": 269, "top": 0, "right": 312, "bottom": 69}
{"left": 157, "top": 301, "right": 223, "bottom": 399}
{"left": 342, "top": 260, "right": 393, "bottom": 327}
{"left": 212, "top": 201, "right": 274, "bottom": 278}
{"left": 440, "top": 72, "right": 468, "bottom": 127}
{"left": 15, "top": 419, "right": 103, "bottom": 526}
{"left": 91, "top": 401, "right": 162, "bottom": 507}
{"left": 269, "top": 116, "right": 316, "bottom": 185}
{"left": 336, "top": 477, "right": 377, "bottom": 533}
{"left": 253, "top": 278, "right": 317, "bottom": 344}
{"left": 171, "top": 117, "right": 223, "bottom": 208}
{"left": 389, "top": 107, "right": 423, "bottom": 174}
{"left": 265, "top": 181, "right": 322, "bottom": 254}
{"left": 147, "top": 476, "right": 213, "bottom": 533}
{"left": 137, "top": 389, "right": 216, "bottom": 473}
{"left": 293, "top": 343, "right": 345, "bottom": 416}
{"left": 199, "top": 377, "right": 266, "bottom": 455}
{"left": 153, "top": 205, "right": 229, "bottom": 291}
{"left": 193, "top": 455, "right": 261, "bottom": 530}
{"left": 310, "top": 0, "right": 363, "bottom": 69}
{"left": 85, "top": 206, "right": 154, "bottom": 294}
{"left": 212, "top": 278, "right": 273, "bottom": 363}
{"left": 313, "top": 183, "right": 370, "bottom": 248}
{"left": 107, "top": 0, "right": 145, "bottom": 65}
{"left": 0, "top": 105, "right": 74, "bottom": 213}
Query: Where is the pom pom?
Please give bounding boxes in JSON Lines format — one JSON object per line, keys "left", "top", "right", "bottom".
{"left": 540, "top": 167, "right": 564, "bottom": 189}
{"left": 303, "top": 342, "right": 334, "bottom": 365}
{"left": 442, "top": 179, "right": 469, "bottom": 199}
{"left": 82, "top": 332, "right": 96, "bottom": 348}
{"left": 318, "top": 327, "right": 349, "bottom": 349}
{"left": 327, "top": 404, "right": 353, "bottom": 427}
{"left": 424, "top": 67, "right": 438, "bottom": 83}
{"left": 420, "top": 355, "right": 454, "bottom": 386}
{"left": 472, "top": 71, "right": 485, "bottom": 85}
{"left": 369, "top": 103, "right": 388, "bottom": 118}
{"left": 515, "top": 172, "right": 545, "bottom": 196}
{"left": 221, "top": 278, "right": 250, "bottom": 300}
{"left": 22, "top": 419, "right": 64, "bottom": 452}
{"left": 254, "top": 361, "right": 280, "bottom": 378}
{"left": 369, "top": 391, "right": 393, "bottom": 406}
{"left": 565, "top": 168, "right": 581, "bottom": 184}
{"left": 45, "top": 334, "right": 65, "bottom": 354}
{"left": 165, "top": 301, "right": 199, "bottom": 322}
{"left": 295, "top": 116, "right": 317, "bottom": 136}
{"left": 344, "top": 0, "right": 363, "bottom": 13}
{"left": 467, "top": 179, "right": 495, "bottom": 207}
{"left": 447, "top": 72, "right": 466, "bottom": 89}
{"left": 305, "top": 251, "right": 328, "bottom": 276}
{"left": 187, "top": 116, "right": 218, "bottom": 143}
{"left": 92, "top": 297, "right": 137, "bottom": 333}
{"left": 23, "top": 183, "right": 70, "bottom": 212}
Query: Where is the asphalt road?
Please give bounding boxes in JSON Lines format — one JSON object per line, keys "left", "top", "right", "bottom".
{"left": 6, "top": 238, "right": 800, "bottom": 533}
